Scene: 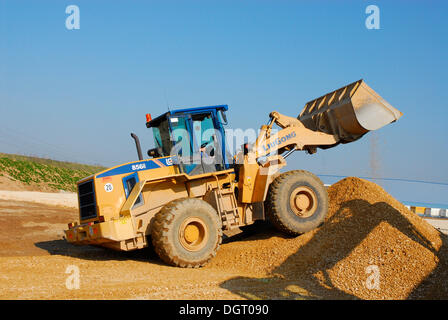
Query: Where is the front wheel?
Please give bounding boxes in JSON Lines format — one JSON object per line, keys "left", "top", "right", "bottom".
{"left": 151, "top": 198, "right": 222, "bottom": 268}
{"left": 265, "top": 170, "right": 328, "bottom": 236}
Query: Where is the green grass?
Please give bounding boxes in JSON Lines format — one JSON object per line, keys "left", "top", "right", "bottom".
{"left": 0, "top": 153, "right": 106, "bottom": 192}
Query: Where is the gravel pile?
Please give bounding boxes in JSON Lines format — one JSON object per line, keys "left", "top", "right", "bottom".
{"left": 210, "top": 177, "right": 448, "bottom": 299}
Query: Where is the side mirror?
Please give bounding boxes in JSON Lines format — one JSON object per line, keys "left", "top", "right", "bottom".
{"left": 147, "top": 147, "right": 163, "bottom": 158}
{"left": 220, "top": 110, "right": 228, "bottom": 125}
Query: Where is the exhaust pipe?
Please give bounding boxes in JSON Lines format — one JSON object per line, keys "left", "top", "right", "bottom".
{"left": 130, "top": 133, "right": 143, "bottom": 161}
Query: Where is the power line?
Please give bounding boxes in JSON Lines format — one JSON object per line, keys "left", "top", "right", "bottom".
{"left": 316, "top": 174, "right": 448, "bottom": 187}
{"left": 0, "top": 124, "right": 104, "bottom": 165}
{"left": 0, "top": 129, "right": 76, "bottom": 162}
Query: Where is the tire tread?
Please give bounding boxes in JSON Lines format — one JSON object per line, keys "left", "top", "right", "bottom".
{"left": 151, "top": 198, "right": 222, "bottom": 268}
{"left": 266, "top": 170, "right": 328, "bottom": 236}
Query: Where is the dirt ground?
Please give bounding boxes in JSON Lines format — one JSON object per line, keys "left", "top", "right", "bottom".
{"left": 0, "top": 190, "right": 77, "bottom": 208}
{"left": 0, "top": 176, "right": 59, "bottom": 193}
{"left": 1, "top": 179, "right": 447, "bottom": 299}
{"left": 0, "top": 200, "right": 288, "bottom": 300}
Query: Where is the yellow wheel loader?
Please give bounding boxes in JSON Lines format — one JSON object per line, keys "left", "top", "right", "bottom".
{"left": 65, "top": 79, "right": 402, "bottom": 268}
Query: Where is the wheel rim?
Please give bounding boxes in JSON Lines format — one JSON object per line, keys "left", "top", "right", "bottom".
{"left": 289, "top": 186, "right": 318, "bottom": 218}
{"left": 179, "top": 217, "right": 209, "bottom": 252}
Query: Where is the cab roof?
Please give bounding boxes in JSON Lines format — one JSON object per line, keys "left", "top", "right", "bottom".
{"left": 146, "top": 105, "right": 228, "bottom": 128}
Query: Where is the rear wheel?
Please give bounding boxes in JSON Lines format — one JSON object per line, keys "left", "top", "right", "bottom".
{"left": 151, "top": 198, "right": 222, "bottom": 268}
{"left": 265, "top": 170, "right": 328, "bottom": 236}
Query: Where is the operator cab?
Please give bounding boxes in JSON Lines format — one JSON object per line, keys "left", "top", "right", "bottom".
{"left": 146, "top": 105, "right": 231, "bottom": 175}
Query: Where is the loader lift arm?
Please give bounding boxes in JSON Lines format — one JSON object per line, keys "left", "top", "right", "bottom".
{"left": 253, "top": 111, "right": 339, "bottom": 159}
{"left": 235, "top": 111, "right": 340, "bottom": 205}
{"left": 237, "top": 79, "right": 402, "bottom": 205}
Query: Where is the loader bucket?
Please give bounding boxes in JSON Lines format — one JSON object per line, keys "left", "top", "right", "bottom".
{"left": 298, "top": 79, "right": 402, "bottom": 147}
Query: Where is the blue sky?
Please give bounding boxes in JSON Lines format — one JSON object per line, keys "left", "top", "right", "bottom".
{"left": 0, "top": 0, "right": 447, "bottom": 204}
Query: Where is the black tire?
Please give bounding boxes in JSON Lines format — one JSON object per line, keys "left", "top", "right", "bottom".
{"left": 265, "top": 170, "right": 328, "bottom": 236}
{"left": 151, "top": 198, "right": 222, "bottom": 268}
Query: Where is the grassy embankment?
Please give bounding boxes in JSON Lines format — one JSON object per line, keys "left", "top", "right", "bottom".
{"left": 0, "top": 153, "right": 106, "bottom": 192}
